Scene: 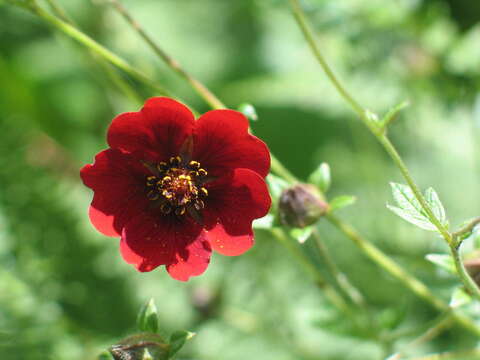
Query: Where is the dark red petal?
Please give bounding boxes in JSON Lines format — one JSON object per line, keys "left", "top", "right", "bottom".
{"left": 166, "top": 233, "right": 212, "bottom": 281}
{"left": 193, "top": 110, "right": 270, "bottom": 178}
{"left": 121, "top": 213, "right": 203, "bottom": 274}
{"left": 204, "top": 168, "right": 271, "bottom": 246}
{"left": 107, "top": 97, "right": 195, "bottom": 162}
{"left": 80, "top": 149, "right": 149, "bottom": 236}
{"left": 205, "top": 223, "right": 253, "bottom": 256}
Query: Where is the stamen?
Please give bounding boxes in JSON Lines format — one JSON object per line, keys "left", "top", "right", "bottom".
{"left": 161, "top": 204, "right": 172, "bottom": 214}
{"left": 189, "top": 160, "right": 200, "bottom": 169}
{"left": 169, "top": 156, "right": 182, "bottom": 166}
{"left": 175, "top": 207, "right": 186, "bottom": 216}
{"left": 147, "top": 190, "right": 159, "bottom": 200}
{"left": 194, "top": 199, "right": 205, "bottom": 210}
{"left": 157, "top": 162, "right": 168, "bottom": 172}
{"left": 146, "top": 157, "right": 209, "bottom": 217}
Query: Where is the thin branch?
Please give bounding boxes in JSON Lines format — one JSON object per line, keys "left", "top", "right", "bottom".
{"left": 289, "top": 0, "right": 480, "bottom": 301}
{"left": 107, "top": 0, "right": 225, "bottom": 110}
{"left": 27, "top": 2, "right": 172, "bottom": 97}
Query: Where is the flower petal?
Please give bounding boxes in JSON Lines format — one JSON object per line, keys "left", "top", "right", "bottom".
{"left": 107, "top": 97, "right": 195, "bottom": 162}
{"left": 193, "top": 110, "right": 270, "bottom": 178}
{"left": 205, "top": 223, "right": 254, "bottom": 256}
{"left": 121, "top": 213, "right": 203, "bottom": 274}
{"left": 204, "top": 168, "right": 271, "bottom": 247}
{"left": 166, "top": 233, "right": 212, "bottom": 281}
{"left": 80, "top": 149, "right": 149, "bottom": 236}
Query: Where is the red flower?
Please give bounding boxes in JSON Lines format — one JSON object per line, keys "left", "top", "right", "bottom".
{"left": 80, "top": 97, "right": 271, "bottom": 281}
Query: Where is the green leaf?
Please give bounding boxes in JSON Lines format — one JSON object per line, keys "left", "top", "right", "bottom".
{"left": 253, "top": 214, "right": 274, "bottom": 229}
{"left": 387, "top": 205, "right": 437, "bottom": 231}
{"left": 449, "top": 286, "right": 472, "bottom": 308}
{"left": 387, "top": 183, "right": 436, "bottom": 231}
{"left": 137, "top": 298, "right": 159, "bottom": 334}
{"left": 424, "top": 187, "right": 448, "bottom": 227}
{"left": 168, "top": 330, "right": 195, "bottom": 358}
{"left": 290, "top": 226, "right": 313, "bottom": 244}
{"left": 266, "top": 174, "right": 289, "bottom": 204}
{"left": 425, "top": 254, "right": 456, "bottom": 274}
{"left": 380, "top": 100, "right": 410, "bottom": 129}
{"left": 329, "top": 195, "right": 356, "bottom": 212}
{"left": 237, "top": 103, "right": 258, "bottom": 121}
{"left": 308, "top": 162, "right": 331, "bottom": 193}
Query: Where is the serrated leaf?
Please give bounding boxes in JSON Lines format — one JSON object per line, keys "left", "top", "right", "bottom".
{"left": 308, "top": 162, "right": 331, "bottom": 193}
{"left": 137, "top": 298, "right": 159, "bottom": 333}
{"left": 253, "top": 214, "right": 274, "bottom": 229}
{"left": 290, "top": 226, "right": 313, "bottom": 244}
{"left": 388, "top": 183, "right": 440, "bottom": 231}
{"left": 329, "top": 195, "right": 356, "bottom": 212}
{"left": 425, "top": 187, "right": 448, "bottom": 227}
{"left": 168, "top": 331, "right": 195, "bottom": 358}
{"left": 450, "top": 287, "right": 472, "bottom": 308}
{"left": 425, "top": 254, "right": 456, "bottom": 274}
{"left": 387, "top": 205, "right": 437, "bottom": 231}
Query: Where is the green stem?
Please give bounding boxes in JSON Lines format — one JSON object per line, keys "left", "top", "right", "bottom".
{"left": 452, "top": 216, "right": 480, "bottom": 240}
{"left": 388, "top": 312, "right": 453, "bottom": 360}
{"left": 44, "top": 0, "right": 143, "bottom": 106}
{"left": 27, "top": 2, "right": 171, "bottom": 97}
{"left": 327, "top": 214, "right": 480, "bottom": 336}
{"left": 107, "top": 0, "right": 225, "bottom": 110}
{"left": 289, "top": 0, "right": 480, "bottom": 302}
{"left": 271, "top": 228, "right": 360, "bottom": 324}
{"left": 312, "top": 228, "right": 366, "bottom": 309}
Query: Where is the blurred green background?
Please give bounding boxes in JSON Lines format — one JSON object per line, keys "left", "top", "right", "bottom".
{"left": 1, "top": 0, "right": 480, "bottom": 359}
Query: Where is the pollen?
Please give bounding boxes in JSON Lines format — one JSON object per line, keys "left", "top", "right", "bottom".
{"left": 145, "top": 157, "right": 209, "bottom": 217}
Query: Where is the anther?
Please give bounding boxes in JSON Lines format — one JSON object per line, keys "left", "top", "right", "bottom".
{"left": 175, "top": 207, "right": 186, "bottom": 216}
{"left": 170, "top": 156, "right": 182, "bottom": 165}
{"left": 161, "top": 204, "right": 172, "bottom": 214}
{"left": 157, "top": 162, "right": 168, "bottom": 172}
{"left": 197, "top": 168, "right": 207, "bottom": 177}
{"left": 200, "top": 187, "right": 208, "bottom": 197}
{"left": 147, "top": 190, "right": 159, "bottom": 200}
{"left": 194, "top": 199, "right": 205, "bottom": 210}
{"left": 162, "top": 176, "right": 172, "bottom": 184}
{"left": 162, "top": 190, "right": 173, "bottom": 199}
{"left": 189, "top": 160, "right": 200, "bottom": 169}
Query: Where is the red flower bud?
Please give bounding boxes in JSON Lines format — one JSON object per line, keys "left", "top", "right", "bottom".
{"left": 279, "top": 184, "right": 328, "bottom": 228}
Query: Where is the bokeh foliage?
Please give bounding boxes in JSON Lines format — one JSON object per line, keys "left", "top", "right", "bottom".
{"left": 1, "top": 0, "right": 480, "bottom": 359}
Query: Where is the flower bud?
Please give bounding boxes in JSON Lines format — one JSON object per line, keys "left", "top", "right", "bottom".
{"left": 279, "top": 184, "right": 329, "bottom": 228}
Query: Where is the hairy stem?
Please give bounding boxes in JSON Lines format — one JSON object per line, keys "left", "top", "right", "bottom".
{"left": 289, "top": 0, "right": 480, "bottom": 301}
{"left": 44, "top": 0, "right": 143, "bottom": 106}
{"left": 107, "top": 0, "right": 225, "bottom": 110}
{"left": 312, "top": 228, "right": 367, "bottom": 309}
{"left": 26, "top": 2, "right": 172, "bottom": 97}
{"left": 327, "top": 214, "right": 480, "bottom": 336}
{"left": 271, "top": 228, "right": 361, "bottom": 325}
{"left": 388, "top": 312, "right": 453, "bottom": 360}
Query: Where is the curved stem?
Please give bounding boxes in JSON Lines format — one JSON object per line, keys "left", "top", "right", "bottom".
{"left": 270, "top": 228, "right": 361, "bottom": 325}
{"left": 312, "top": 228, "right": 366, "bottom": 309}
{"left": 289, "top": 0, "right": 480, "bottom": 302}
{"left": 27, "top": 2, "right": 172, "bottom": 97}
{"left": 107, "top": 0, "right": 225, "bottom": 110}
{"left": 327, "top": 214, "right": 480, "bottom": 336}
